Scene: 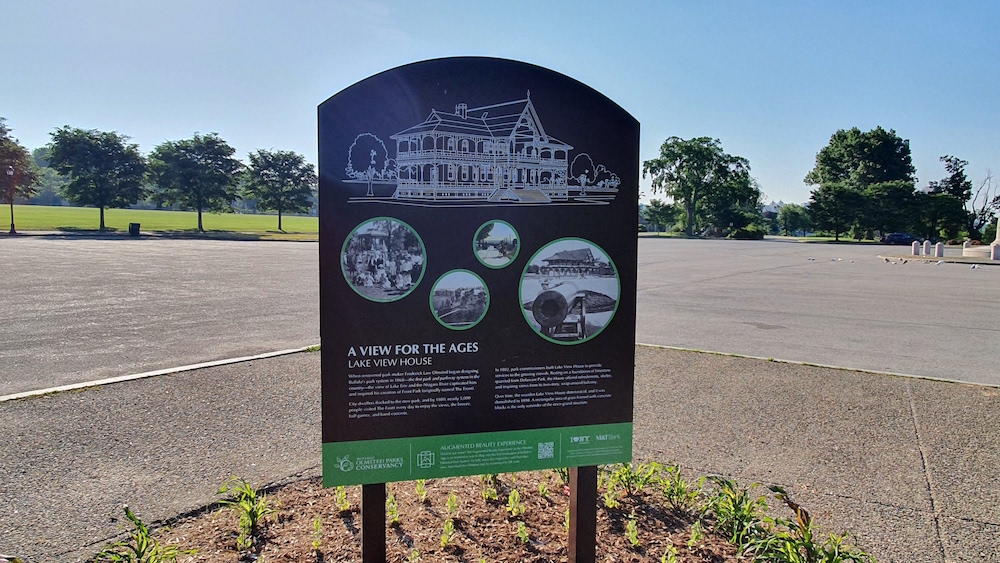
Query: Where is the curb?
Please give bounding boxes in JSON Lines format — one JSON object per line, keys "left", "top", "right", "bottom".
{"left": 0, "top": 345, "right": 321, "bottom": 403}
{"left": 636, "top": 343, "right": 1000, "bottom": 389}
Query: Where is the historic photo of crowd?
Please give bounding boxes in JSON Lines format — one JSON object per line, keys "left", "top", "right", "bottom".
{"left": 520, "top": 239, "right": 618, "bottom": 343}
{"left": 341, "top": 218, "right": 424, "bottom": 302}
{"left": 431, "top": 270, "right": 489, "bottom": 330}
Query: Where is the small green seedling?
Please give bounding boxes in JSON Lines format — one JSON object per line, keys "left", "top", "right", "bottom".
{"left": 406, "top": 549, "right": 420, "bottom": 562}
{"left": 516, "top": 521, "right": 529, "bottom": 544}
{"left": 95, "top": 505, "right": 196, "bottom": 563}
{"left": 446, "top": 491, "right": 459, "bottom": 519}
{"left": 386, "top": 492, "right": 400, "bottom": 526}
{"left": 538, "top": 481, "right": 549, "bottom": 499}
{"left": 506, "top": 488, "right": 525, "bottom": 517}
{"left": 217, "top": 477, "right": 278, "bottom": 551}
{"left": 311, "top": 516, "right": 323, "bottom": 553}
{"left": 415, "top": 479, "right": 428, "bottom": 504}
{"left": 660, "top": 545, "right": 679, "bottom": 563}
{"left": 440, "top": 518, "right": 455, "bottom": 548}
{"left": 688, "top": 520, "right": 704, "bottom": 549}
{"left": 564, "top": 508, "right": 570, "bottom": 531}
{"left": 602, "top": 489, "right": 620, "bottom": 509}
{"left": 626, "top": 513, "right": 640, "bottom": 548}
{"left": 334, "top": 485, "right": 351, "bottom": 513}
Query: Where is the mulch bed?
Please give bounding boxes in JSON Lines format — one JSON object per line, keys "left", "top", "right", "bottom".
{"left": 157, "top": 471, "right": 739, "bottom": 562}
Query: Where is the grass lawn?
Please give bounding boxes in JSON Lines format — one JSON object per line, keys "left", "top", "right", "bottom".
{"left": 3, "top": 205, "right": 318, "bottom": 238}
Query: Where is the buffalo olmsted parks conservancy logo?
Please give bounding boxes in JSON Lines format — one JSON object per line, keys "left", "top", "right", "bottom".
{"left": 336, "top": 454, "right": 405, "bottom": 472}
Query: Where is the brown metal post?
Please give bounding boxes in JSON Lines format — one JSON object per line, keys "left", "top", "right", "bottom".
{"left": 362, "top": 483, "right": 386, "bottom": 563}
{"left": 568, "top": 465, "right": 598, "bottom": 563}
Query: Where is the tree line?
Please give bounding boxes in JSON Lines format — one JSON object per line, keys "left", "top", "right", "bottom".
{"left": 1, "top": 117, "right": 316, "bottom": 234}
{"left": 641, "top": 128, "right": 998, "bottom": 244}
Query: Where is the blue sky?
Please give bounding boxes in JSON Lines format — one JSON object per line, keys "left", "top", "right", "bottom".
{"left": 3, "top": 0, "right": 998, "bottom": 204}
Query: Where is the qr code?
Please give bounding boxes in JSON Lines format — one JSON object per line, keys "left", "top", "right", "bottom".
{"left": 537, "top": 442, "right": 554, "bottom": 459}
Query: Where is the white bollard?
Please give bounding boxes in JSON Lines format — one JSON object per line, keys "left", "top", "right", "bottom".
{"left": 912, "top": 241, "right": 921, "bottom": 255}
{"left": 935, "top": 242, "right": 945, "bottom": 258}
{"left": 963, "top": 241, "right": 971, "bottom": 250}
{"left": 992, "top": 245, "right": 1000, "bottom": 260}
{"left": 923, "top": 240, "right": 932, "bottom": 255}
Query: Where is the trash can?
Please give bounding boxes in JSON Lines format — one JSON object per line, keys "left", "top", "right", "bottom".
{"left": 128, "top": 223, "right": 140, "bottom": 237}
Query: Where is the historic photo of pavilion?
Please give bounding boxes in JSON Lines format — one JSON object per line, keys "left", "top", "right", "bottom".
{"left": 520, "top": 239, "right": 619, "bottom": 343}
{"left": 344, "top": 93, "right": 621, "bottom": 205}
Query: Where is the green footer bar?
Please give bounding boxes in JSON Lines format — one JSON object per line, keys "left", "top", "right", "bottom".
{"left": 323, "top": 423, "right": 632, "bottom": 486}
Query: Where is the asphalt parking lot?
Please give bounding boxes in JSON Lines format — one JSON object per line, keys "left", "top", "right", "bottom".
{"left": 0, "top": 237, "right": 319, "bottom": 396}
{"left": 3, "top": 236, "right": 998, "bottom": 395}
{"left": 636, "top": 237, "right": 1000, "bottom": 386}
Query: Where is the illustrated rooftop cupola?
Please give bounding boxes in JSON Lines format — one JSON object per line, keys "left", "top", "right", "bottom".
{"left": 455, "top": 103, "right": 468, "bottom": 119}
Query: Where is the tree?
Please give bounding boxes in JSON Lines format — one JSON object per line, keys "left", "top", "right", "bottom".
{"left": 912, "top": 190, "right": 966, "bottom": 241}
{"left": 30, "top": 146, "right": 68, "bottom": 206}
{"left": 859, "top": 181, "right": 915, "bottom": 237}
{"left": 778, "top": 203, "right": 811, "bottom": 236}
{"left": 1, "top": 118, "right": 41, "bottom": 234}
{"left": 243, "top": 149, "right": 316, "bottom": 231}
{"left": 805, "top": 127, "right": 916, "bottom": 240}
{"left": 47, "top": 126, "right": 146, "bottom": 231}
{"left": 149, "top": 133, "right": 243, "bottom": 232}
{"left": 643, "top": 199, "right": 675, "bottom": 233}
{"left": 966, "top": 171, "right": 999, "bottom": 240}
{"left": 808, "top": 182, "right": 862, "bottom": 241}
{"left": 701, "top": 171, "right": 762, "bottom": 234}
{"left": 805, "top": 126, "right": 915, "bottom": 188}
{"left": 642, "top": 136, "right": 750, "bottom": 236}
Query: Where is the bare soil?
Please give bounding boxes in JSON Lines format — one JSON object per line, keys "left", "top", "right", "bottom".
{"left": 159, "top": 471, "right": 739, "bottom": 562}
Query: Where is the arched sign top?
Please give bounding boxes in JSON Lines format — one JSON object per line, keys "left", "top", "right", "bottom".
{"left": 319, "top": 57, "right": 638, "bottom": 487}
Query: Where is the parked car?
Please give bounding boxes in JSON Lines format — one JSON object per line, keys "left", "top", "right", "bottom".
{"left": 881, "top": 232, "right": 922, "bottom": 245}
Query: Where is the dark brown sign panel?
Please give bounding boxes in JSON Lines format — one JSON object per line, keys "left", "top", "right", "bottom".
{"left": 319, "top": 57, "right": 639, "bottom": 486}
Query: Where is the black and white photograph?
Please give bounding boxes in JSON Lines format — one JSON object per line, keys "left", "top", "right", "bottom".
{"left": 520, "top": 238, "right": 619, "bottom": 344}
{"left": 430, "top": 269, "right": 489, "bottom": 330}
{"left": 340, "top": 217, "right": 425, "bottom": 302}
{"left": 474, "top": 220, "right": 519, "bottom": 268}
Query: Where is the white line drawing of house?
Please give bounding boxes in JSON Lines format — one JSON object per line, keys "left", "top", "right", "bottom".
{"left": 391, "top": 93, "right": 568, "bottom": 203}
{"left": 346, "top": 92, "right": 619, "bottom": 205}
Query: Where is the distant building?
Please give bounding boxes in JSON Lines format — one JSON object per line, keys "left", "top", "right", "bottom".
{"left": 391, "top": 93, "right": 573, "bottom": 203}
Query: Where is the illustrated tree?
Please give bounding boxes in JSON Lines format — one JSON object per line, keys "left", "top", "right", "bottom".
{"left": 1, "top": 118, "right": 41, "bottom": 234}
{"left": 642, "top": 136, "right": 750, "bottom": 236}
{"left": 148, "top": 133, "right": 243, "bottom": 232}
{"left": 346, "top": 133, "right": 394, "bottom": 196}
{"left": 47, "top": 126, "right": 147, "bottom": 231}
{"left": 243, "top": 149, "right": 316, "bottom": 231}
{"left": 643, "top": 199, "right": 675, "bottom": 233}
{"left": 808, "top": 182, "right": 862, "bottom": 241}
{"left": 777, "top": 203, "right": 811, "bottom": 236}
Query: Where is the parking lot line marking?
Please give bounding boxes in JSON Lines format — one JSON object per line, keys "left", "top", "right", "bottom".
{"left": 0, "top": 345, "right": 322, "bottom": 403}
{"left": 637, "top": 343, "right": 1000, "bottom": 389}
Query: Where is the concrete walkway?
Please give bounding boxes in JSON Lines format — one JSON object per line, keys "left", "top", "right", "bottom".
{"left": 1, "top": 347, "right": 997, "bottom": 562}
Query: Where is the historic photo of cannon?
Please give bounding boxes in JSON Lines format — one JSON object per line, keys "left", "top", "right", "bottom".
{"left": 431, "top": 270, "right": 490, "bottom": 330}
{"left": 341, "top": 217, "right": 425, "bottom": 302}
{"left": 520, "top": 239, "right": 618, "bottom": 343}
{"left": 475, "top": 220, "right": 519, "bottom": 268}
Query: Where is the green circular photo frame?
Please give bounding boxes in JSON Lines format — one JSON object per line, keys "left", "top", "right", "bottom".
{"left": 341, "top": 217, "right": 426, "bottom": 303}
{"left": 430, "top": 269, "right": 490, "bottom": 331}
{"left": 519, "top": 237, "right": 620, "bottom": 345}
{"left": 473, "top": 220, "right": 520, "bottom": 269}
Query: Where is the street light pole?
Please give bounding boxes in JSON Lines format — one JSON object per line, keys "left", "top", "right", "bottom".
{"left": 6, "top": 165, "right": 15, "bottom": 235}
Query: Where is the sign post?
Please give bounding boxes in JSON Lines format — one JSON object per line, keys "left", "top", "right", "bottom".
{"left": 318, "top": 57, "right": 639, "bottom": 559}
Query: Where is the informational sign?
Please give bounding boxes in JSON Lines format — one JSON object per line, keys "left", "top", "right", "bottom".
{"left": 319, "top": 57, "right": 639, "bottom": 486}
